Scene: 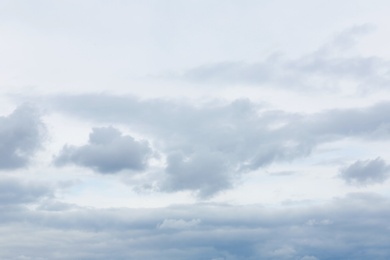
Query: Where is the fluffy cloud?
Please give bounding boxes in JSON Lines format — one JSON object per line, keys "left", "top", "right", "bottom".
{"left": 0, "top": 105, "right": 45, "bottom": 170}
{"left": 49, "top": 95, "right": 390, "bottom": 197}
{"left": 339, "top": 157, "right": 390, "bottom": 186}
{"left": 55, "top": 126, "right": 153, "bottom": 173}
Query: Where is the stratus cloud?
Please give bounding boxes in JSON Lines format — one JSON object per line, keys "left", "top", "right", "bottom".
{"left": 0, "top": 104, "right": 45, "bottom": 170}
{"left": 55, "top": 126, "right": 153, "bottom": 173}
{"left": 48, "top": 95, "right": 390, "bottom": 197}
{"left": 339, "top": 157, "right": 390, "bottom": 186}
{"left": 0, "top": 192, "right": 389, "bottom": 259}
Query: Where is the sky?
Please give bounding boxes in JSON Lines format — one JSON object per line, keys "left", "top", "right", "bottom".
{"left": 1, "top": 0, "right": 390, "bottom": 259}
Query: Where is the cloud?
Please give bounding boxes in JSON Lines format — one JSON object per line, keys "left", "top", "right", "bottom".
{"left": 270, "top": 246, "right": 296, "bottom": 258}
{"left": 47, "top": 94, "right": 390, "bottom": 197}
{"left": 162, "top": 151, "right": 232, "bottom": 198}
{"left": 0, "top": 104, "right": 45, "bottom": 170}
{"left": 303, "top": 102, "right": 390, "bottom": 139}
{"left": 301, "top": 256, "right": 319, "bottom": 260}
{"left": 306, "top": 218, "right": 333, "bottom": 226}
{"left": 0, "top": 178, "right": 52, "bottom": 206}
{"left": 157, "top": 218, "right": 200, "bottom": 230}
{"left": 339, "top": 157, "right": 390, "bottom": 186}
{"left": 182, "top": 52, "right": 389, "bottom": 91}
{"left": 48, "top": 95, "right": 312, "bottom": 197}
{"left": 179, "top": 25, "right": 390, "bottom": 92}
{"left": 54, "top": 126, "right": 153, "bottom": 173}
{"left": 0, "top": 192, "right": 390, "bottom": 259}
{"left": 325, "top": 24, "right": 375, "bottom": 52}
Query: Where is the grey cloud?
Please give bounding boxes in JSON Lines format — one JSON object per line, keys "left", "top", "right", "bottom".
{"left": 339, "top": 157, "right": 390, "bottom": 186}
{"left": 163, "top": 151, "right": 232, "bottom": 198}
{"left": 48, "top": 94, "right": 390, "bottom": 197}
{"left": 0, "top": 105, "right": 45, "bottom": 169}
{"left": 292, "top": 101, "right": 390, "bottom": 143}
{"left": 0, "top": 192, "right": 390, "bottom": 259}
{"left": 55, "top": 126, "right": 152, "bottom": 173}
{"left": 0, "top": 178, "right": 52, "bottom": 206}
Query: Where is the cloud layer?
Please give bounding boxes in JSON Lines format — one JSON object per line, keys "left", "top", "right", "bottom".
{"left": 0, "top": 192, "right": 389, "bottom": 259}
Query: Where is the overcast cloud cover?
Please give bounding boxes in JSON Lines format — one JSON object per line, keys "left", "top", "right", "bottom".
{"left": 2, "top": 0, "right": 390, "bottom": 259}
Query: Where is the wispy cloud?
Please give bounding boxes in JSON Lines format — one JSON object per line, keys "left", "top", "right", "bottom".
{"left": 173, "top": 25, "right": 390, "bottom": 93}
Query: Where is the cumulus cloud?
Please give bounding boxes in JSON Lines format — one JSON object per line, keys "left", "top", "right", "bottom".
{"left": 0, "top": 105, "right": 45, "bottom": 170}
{"left": 339, "top": 157, "right": 390, "bottom": 186}
{"left": 48, "top": 94, "right": 390, "bottom": 197}
{"left": 55, "top": 126, "right": 153, "bottom": 173}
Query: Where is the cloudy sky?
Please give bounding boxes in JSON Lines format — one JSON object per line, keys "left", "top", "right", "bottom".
{"left": 2, "top": 1, "right": 390, "bottom": 259}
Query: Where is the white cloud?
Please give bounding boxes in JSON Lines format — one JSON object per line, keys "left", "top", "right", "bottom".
{"left": 301, "top": 256, "right": 319, "bottom": 260}
{"left": 157, "top": 218, "right": 201, "bottom": 230}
